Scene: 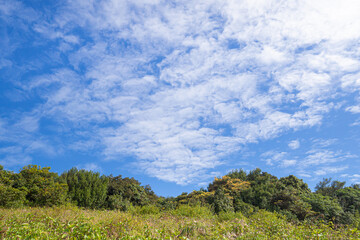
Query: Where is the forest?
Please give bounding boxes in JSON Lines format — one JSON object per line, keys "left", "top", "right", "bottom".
{"left": 1, "top": 165, "right": 360, "bottom": 239}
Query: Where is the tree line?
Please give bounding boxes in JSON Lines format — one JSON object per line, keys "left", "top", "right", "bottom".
{"left": 1, "top": 165, "right": 360, "bottom": 225}
{"left": 0, "top": 165, "right": 157, "bottom": 211}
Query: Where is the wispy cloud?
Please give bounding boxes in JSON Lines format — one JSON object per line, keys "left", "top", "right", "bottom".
{"left": 1, "top": 0, "right": 360, "bottom": 184}
{"left": 302, "top": 149, "right": 354, "bottom": 167}
{"left": 341, "top": 174, "right": 360, "bottom": 184}
{"left": 288, "top": 140, "right": 300, "bottom": 150}
{"left": 261, "top": 151, "right": 297, "bottom": 168}
{"left": 314, "top": 166, "right": 349, "bottom": 176}
{"left": 76, "top": 163, "right": 103, "bottom": 173}
{"left": 260, "top": 138, "right": 355, "bottom": 179}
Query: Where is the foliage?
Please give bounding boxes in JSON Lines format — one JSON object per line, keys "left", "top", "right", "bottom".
{"left": 316, "top": 178, "right": 346, "bottom": 197}
{"left": 271, "top": 187, "right": 314, "bottom": 220}
{"left": 0, "top": 184, "right": 26, "bottom": 208}
{"left": 16, "top": 165, "right": 68, "bottom": 207}
{"left": 208, "top": 175, "right": 251, "bottom": 195}
{"left": 1, "top": 207, "right": 360, "bottom": 239}
{"left": 107, "top": 194, "right": 131, "bottom": 211}
{"left": 131, "top": 205, "right": 160, "bottom": 215}
{"left": 172, "top": 175, "right": 251, "bottom": 215}
{"left": 0, "top": 166, "right": 27, "bottom": 207}
{"left": 211, "top": 188, "right": 234, "bottom": 214}
{"left": 279, "top": 175, "right": 311, "bottom": 194}
{"left": 302, "top": 193, "right": 346, "bottom": 223}
{"left": 1, "top": 163, "right": 360, "bottom": 231}
{"left": 269, "top": 175, "right": 313, "bottom": 220}
{"left": 61, "top": 168, "right": 108, "bottom": 208}
{"left": 107, "top": 175, "right": 156, "bottom": 209}
{"left": 232, "top": 198, "right": 255, "bottom": 216}
{"left": 335, "top": 187, "right": 360, "bottom": 214}
{"left": 226, "top": 169, "right": 247, "bottom": 180}
{"left": 232, "top": 168, "right": 279, "bottom": 209}
{"left": 157, "top": 197, "right": 177, "bottom": 211}
{"left": 171, "top": 204, "right": 213, "bottom": 218}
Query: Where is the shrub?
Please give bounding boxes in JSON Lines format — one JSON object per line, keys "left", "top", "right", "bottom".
{"left": 61, "top": 168, "right": 108, "bottom": 209}
{"left": 211, "top": 188, "right": 234, "bottom": 214}
{"left": 172, "top": 204, "right": 213, "bottom": 218}
{"left": 0, "top": 184, "right": 26, "bottom": 208}
{"left": 107, "top": 195, "right": 131, "bottom": 211}
{"left": 302, "top": 193, "right": 345, "bottom": 223}
{"left": 17, "top": 165, "right": 68, "bottom": 207}
{"left": 233, "top": 199, "right": 255, "bottom": 216}
{"left": 137, "top": 205, "right": 160, "bottom": 215}
{"left": 217, "top": 211, "right": 244, "bottom": 222}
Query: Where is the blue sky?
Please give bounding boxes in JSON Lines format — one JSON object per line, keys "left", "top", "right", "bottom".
{"left": 1, "top": 0, "right": 360, "bottom": 197}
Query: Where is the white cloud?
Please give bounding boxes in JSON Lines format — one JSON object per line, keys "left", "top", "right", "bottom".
{"left": 14, "top": 115, "right": 39, "bottom": 133}
{"left": 312, "top": 138, "right": 338, "bottom": 148}
{"left": 2, "top": 156, "right": 32, "bottom": 168}
{"left": 261, "top": 151, "right": 297, "bottom": 168}
{"left": 282, "top": 159, "right": 297, "bottom": 167}
{"left": 40, "top": 1, "right": 360, "bottom": 183}
{"left": 0, "top": 114, "right": 58, "bottom": 169}
{"left": 297, "top": 172, "right": 312, "bottom": 178}
{"left": 302, "top": 149, "right": 354, "bottom": 167}
{"left": 314, "top": 166, "right": 349, "bottom": 176}
{"left": 346, "top": 106, "right": 360, "bottom": 114}
{"left": 77, "top": 163, "right": 102, "bottom": 173}
{"left": 2, "top": 0, "right": 360, "bottom": 184}
{"left": 288, "top": 140, "right": 300, "bottom": 150}
{"left": 339, "top": 174, "right": 360, "bottom": 185}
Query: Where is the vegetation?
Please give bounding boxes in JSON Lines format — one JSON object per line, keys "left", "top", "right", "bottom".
{"left": 1, "top": 164, "right": 360, "bottom": 239}
{"left": 61, "top": 168, "right": 108, "bottom": 209}
{"left": 1, "top": 207, "right": 359, "bottom": 239}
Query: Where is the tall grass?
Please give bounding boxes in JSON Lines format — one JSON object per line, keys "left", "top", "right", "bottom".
{"left": 0, "top": 206, "right": 359, "bottom": 239}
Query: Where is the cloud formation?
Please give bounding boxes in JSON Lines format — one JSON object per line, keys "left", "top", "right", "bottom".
{"left": 1, "top": 0, "right": 360, "bottom": 184}
{"left": 288, "top": 140, "right": 300, "bottom": 150}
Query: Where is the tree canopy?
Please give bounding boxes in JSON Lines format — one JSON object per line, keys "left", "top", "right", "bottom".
{"left": 1, "top": 164, "right": 360, "bottom": 225}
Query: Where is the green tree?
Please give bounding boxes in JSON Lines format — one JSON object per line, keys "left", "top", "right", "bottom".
{"left": 106, "top": 175, "right": 157, "bottom": 209}
{"left": 235, "top": 168, "right": 279, "bottom": 209}
{"left": 302, "top": 193, "right": 349, "bottom": 223}
{"left": 211, "top": 188, "right": 234, "bottom": 214}
{"left": 0, "top": 165, "right": 26, "bottom": 207}
{"left": 0, "top": 165, "right": 14, "bottom": 186}
{"left": 279, "top": 175, "right": 310, "bottom": 194}
{"left": 269, "top": 175, "right": 313, "bottom": 220}
{"left": 335, "top": 187, "right": 360, "bottom": 214}
{"left": 16, "top": 165, "right": 67, "bottom": 206}
{"left": 315, "top": 178, "right": 345, "bottom": 197}
{"left": 271, "top": 187, "right": 313, "bottom": 220}
{"left": 61, "top": 168, "right": 108, "bottom": 208}
{"left": 227, "top": 169, "right": 247, "bottom": 181}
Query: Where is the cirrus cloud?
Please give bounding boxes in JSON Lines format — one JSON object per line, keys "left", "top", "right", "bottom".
{"left": 1, "top": 0, "right": 360, "bottom": 185}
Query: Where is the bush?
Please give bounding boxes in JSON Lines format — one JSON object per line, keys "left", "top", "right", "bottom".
{"left": 107, "top": 195, "right": 131, "bottom": 211}
{"left": 0, "top": 184, "right": 26, "bottom": 208}
{"left": 17, "top": 165, "right": 68, "bottom": 207}
{"left": 217, "top": 211, "right": 244, "bottom": 222}
{"left": 302, "top": 193, "right": 345, "bottom": 223}
{"left": 157, "top": 197, "right": 177, "bottom": 211}
{"left": 61, "top": 168, "right": 108, "bottom": 209}
{"left": 172, "top": 204, "right": 213, "bottom": 218}
{"left": 211, "top": 188, "right": 234, "bottom": 214}
{"left": 233, "top": 199, "right": 255, "bottom": 216}
{"left": 138, "top": 205, "right": 160, "bottom": 215}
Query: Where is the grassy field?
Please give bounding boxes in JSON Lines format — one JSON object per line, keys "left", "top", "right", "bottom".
{"left": 1, "top": 206, "right": 359, "bottom": 239}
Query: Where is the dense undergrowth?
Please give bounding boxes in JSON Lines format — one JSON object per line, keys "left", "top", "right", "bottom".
{"left": 1, "top": 206, "right": 360, "bottom": 239}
